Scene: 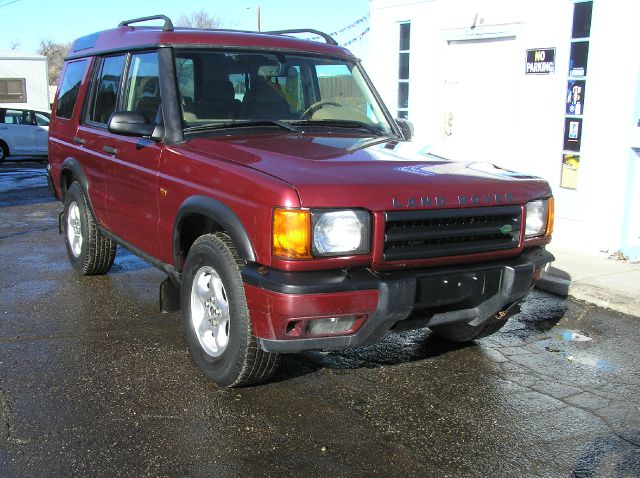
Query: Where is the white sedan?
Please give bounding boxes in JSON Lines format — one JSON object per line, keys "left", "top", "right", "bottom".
{"left": 0, "top": 107, "right": 50, "bottom": 162}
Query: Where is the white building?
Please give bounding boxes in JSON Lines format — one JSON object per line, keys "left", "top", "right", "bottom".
{"left": 369, "top": 0, "right": 640, "bottom": 259}
{"left": 0, "top": 50, "right": 50, "bottom": 111}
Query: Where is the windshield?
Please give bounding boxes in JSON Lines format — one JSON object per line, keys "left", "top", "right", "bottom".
{"left": 174, "top": 50, "right": 395, "bottom": 136}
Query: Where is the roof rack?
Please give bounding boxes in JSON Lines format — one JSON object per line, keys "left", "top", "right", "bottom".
{"left": 118, "top": 15, "right": 174, "bottom": 32}
{"left": 264, "top": 29, "right": 338, "bottom": 45}
{"left": 116, "top": 16, "right": 337, "bottom": 46}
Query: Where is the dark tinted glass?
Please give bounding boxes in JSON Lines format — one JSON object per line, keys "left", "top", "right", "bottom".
{"left": 399, "top": 23, "right": 411, "bottom": 51}
{"left": 398, "top": 82, "right": 409, "bottom": 109}
{"left": 569, "top": 41, "right": 589, "bottom": 76}
{"left": 399, "top": 53, "right": 410, "bottom": 80}
{"left": 398, "top": 110, "right": 408, "bottom": 119}
{"left": 56, "top": 60, "right": 87, "bottom": 119}
{"left": 572, "top": 1, "right": 593, "bottom": 38}
{"left": 88, "top": 55, "right": 126, "bottom": 124}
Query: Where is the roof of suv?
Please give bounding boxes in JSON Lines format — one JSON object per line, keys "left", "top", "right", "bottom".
{"left": 67, "top": 17, "right": 356, "bottom": 61}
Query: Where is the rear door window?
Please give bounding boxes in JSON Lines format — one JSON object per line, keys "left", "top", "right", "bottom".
{"left": 56, "top": 60, "right": 87, "bottom": 119}
{"left": 1, "top": 109, "right": 30, "bottom": 124}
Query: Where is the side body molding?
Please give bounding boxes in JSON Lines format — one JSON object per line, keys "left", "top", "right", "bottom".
{"left": 173, "top": 195, "right": 257, "bottom": 268}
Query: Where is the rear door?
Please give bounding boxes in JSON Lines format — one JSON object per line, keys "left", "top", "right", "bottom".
{"left": 0, "top": 109, "right": 35, "bottom": 154}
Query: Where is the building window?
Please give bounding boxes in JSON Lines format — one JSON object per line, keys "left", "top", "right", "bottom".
{"left": 0, "top": 78, "right": 27, "bottom": 103}
{"left": 398, "top": 22, "right": 410, "bottom": 119}
{"left": 561, "top": 0, "right": 593, "bottom": 190}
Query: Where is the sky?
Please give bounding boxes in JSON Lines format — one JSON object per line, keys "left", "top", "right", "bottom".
{"left": 0, "top": 0, "right": 370, "bottom": 60}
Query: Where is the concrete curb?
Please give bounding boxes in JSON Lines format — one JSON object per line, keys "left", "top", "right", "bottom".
{"left": 536, "top": 274, "right": 640, "bottom": 318}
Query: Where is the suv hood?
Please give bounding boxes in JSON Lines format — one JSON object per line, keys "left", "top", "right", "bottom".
{"left": 182, "top": 133, "right": 552, "bottom": 210}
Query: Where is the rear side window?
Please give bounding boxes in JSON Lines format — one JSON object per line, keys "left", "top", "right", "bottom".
{"left": 86, "top": 55, "right": 126, "bottom": 124}
{"left": 0, "top": 109, "right": 30, "bottom": 124}
{"left": 56, "top": 60, "right": 87, "bottom": 119}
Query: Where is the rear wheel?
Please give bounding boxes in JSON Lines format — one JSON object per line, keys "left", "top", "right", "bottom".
{"left": 181, "top": 232, "right": 280, "bottom": 387}
{"left": 63, "top": 182, "right": 116, "bottom": 275}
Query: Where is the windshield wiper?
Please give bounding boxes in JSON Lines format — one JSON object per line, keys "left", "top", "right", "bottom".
{"left": 184, "top": 120, "right": 300, "bottom": 133}
{"left": 290, "top": 119, "right": 390, "bottom": 137}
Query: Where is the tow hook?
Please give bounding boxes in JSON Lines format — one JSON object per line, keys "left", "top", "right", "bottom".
{"left": 496, "top": 300, "right": 523, "bottom": 320}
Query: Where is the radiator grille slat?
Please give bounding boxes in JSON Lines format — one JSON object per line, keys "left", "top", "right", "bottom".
{"left": 383, "top": 206, "right": 522, "bottom": 261}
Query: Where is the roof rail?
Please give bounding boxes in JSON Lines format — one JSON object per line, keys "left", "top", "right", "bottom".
{"left": 118, "top": 15, "right": 174, "bottom": 32}
{"left": 264, "top": 29, "right": 338, "bottom": 46}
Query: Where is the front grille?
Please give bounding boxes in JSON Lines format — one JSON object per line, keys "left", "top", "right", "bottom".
{"left": 383, "top": 205, "right": 522, "bottom": 261}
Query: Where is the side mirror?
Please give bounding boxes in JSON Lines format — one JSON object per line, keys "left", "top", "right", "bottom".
{"left": 108, "top": 111, "right": 155, "bottom": 137}
{"left": 396, "top": 118, "right": 414, "bottom": 141}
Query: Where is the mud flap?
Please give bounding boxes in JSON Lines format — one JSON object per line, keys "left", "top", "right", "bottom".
{"left": 160, "top": 276, "right": 181, "bottom": 313}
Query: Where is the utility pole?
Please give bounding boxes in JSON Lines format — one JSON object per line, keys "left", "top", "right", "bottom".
{"left": 247, "top": 5, "right": 261, "bottom": 32}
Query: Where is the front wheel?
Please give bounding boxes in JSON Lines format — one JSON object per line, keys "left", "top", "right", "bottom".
{"left": 181, "top": 233, "right": 280, "bottom": 387}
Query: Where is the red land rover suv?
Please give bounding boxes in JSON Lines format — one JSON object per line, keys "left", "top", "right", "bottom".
{"left": 48, "top": 15, "right": 554, "bottom": 387}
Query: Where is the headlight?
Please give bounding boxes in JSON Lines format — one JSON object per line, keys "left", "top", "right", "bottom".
{"left": 525, "top": 199, "right": 553, "bottom": 238}
{"left": 312, "top": 210, "right": 370, "bottom": 256}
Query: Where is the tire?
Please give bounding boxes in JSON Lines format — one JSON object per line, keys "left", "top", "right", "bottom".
{"left": 181, "top": 232, "right": 280, "bottom": 388}
{"left": 0, "top": 141, "right": 8, "bottom": 163}
{"left": 431, "top": 316, "right": 508, "bottom": 343}
{"left": 63, "top": 182, "right": 117, "bottom": 275}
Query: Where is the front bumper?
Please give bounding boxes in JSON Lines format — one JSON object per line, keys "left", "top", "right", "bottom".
{"left": 242, "top": 247, "right": 554, "bottom": 353}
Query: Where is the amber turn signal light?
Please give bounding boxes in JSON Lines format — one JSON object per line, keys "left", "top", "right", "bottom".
{"left": 273, "top": 208, "right": 312, "bottom": 259}
{"left": 546, "top": 197, "right": 555, "bottom": 236}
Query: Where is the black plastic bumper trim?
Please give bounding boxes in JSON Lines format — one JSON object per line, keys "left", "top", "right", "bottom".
{"left": 249, "top": 247, "right": 554, "bottom": 354}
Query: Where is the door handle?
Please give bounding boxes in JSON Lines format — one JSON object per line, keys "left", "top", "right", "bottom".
{"left": 102, "top": 145, "right": 117, "bottom": 155}
{"left": 73, "top": 136, "right": 85, "bottom": 144}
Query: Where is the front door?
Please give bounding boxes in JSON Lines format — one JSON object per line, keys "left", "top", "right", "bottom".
{"left": 77, "top": 52, "right": 162, "bottom": 258}
{"left": 103, "top": 51, "right": 163, "bottom": 259}
{"left": 33, "top": 111, "right": 50, "bottom": 154}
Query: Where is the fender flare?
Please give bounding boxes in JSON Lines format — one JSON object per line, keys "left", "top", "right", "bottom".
{"left": 60, "top": 157, "right": 90, "bottom": 196}
{"left": 59, "top": 157, "right": 98, "bottom": 218}
{"left": 173, "top": 195, "right": 257, "bottom": 268}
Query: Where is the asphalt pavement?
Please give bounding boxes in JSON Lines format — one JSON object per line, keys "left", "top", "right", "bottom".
{"left": 1, "top": 160, "right": 639, "bottom": 477}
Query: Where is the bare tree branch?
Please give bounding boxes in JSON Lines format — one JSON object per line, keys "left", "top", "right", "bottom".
{"left": 176, "top": 10, "right": 224, "bottom": 29}
{"left": 37, "top": 39, "right": 71, "bottom": 85}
